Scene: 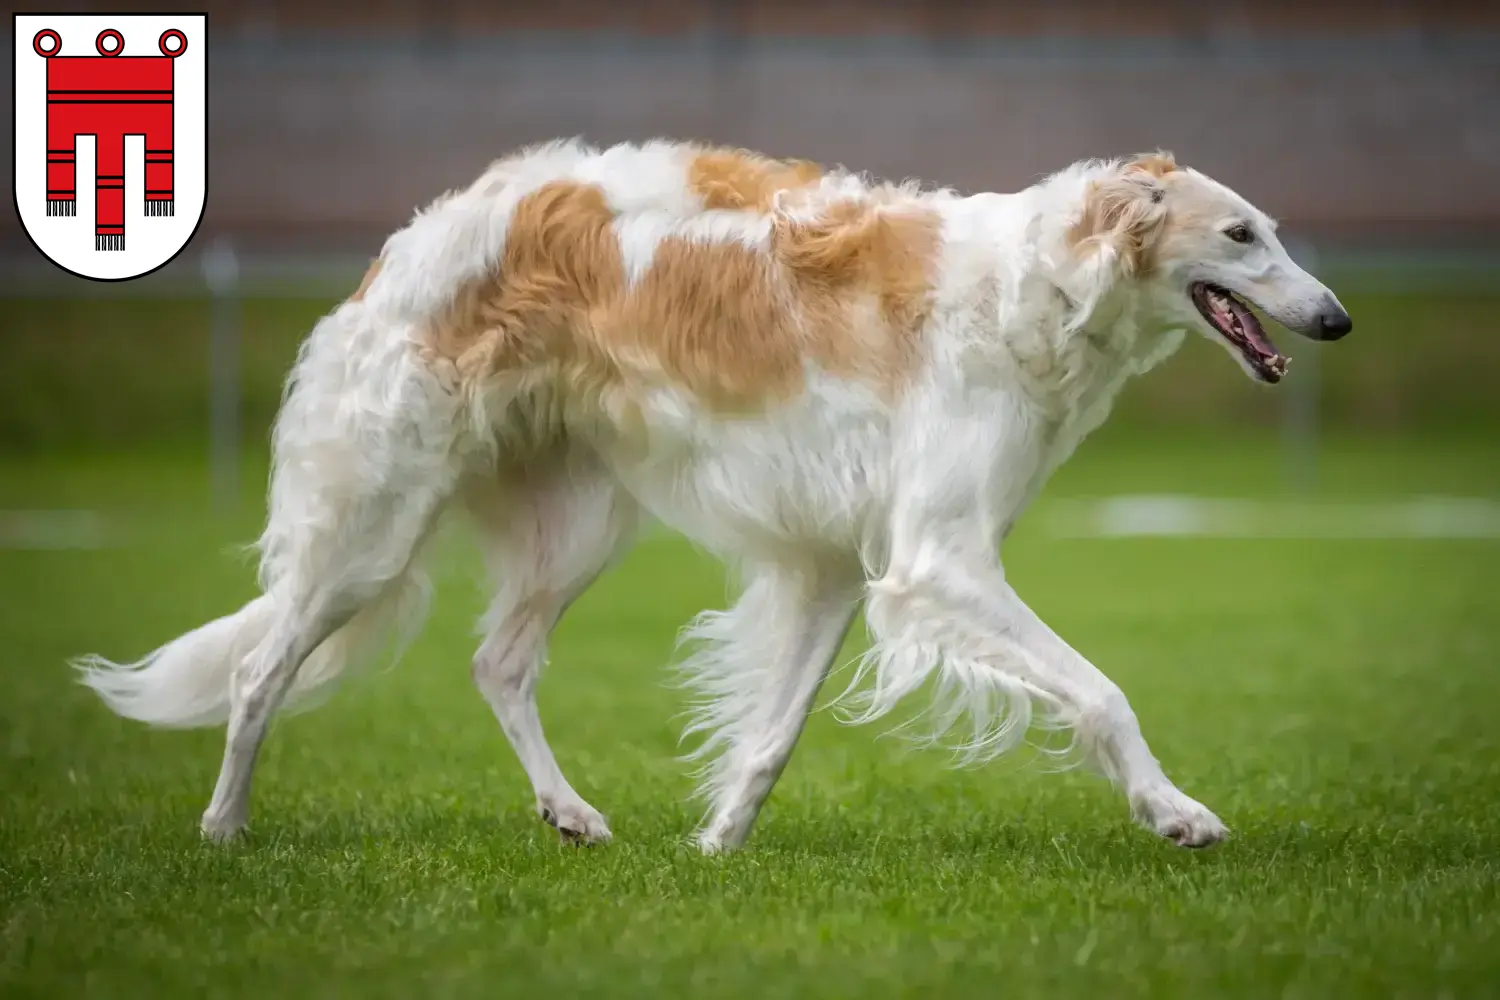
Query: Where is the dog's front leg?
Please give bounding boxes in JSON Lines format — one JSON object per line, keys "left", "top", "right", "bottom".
{"left": 862, "top": 406, "right": 1228, "bottom": 847}
{"left": 867, "top": 560, "right": 1226, "bottom": 846}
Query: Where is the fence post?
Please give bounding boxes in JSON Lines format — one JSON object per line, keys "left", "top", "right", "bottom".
{"left": 202, "top": 237, "right": 242, "bottom": 513}
{"left": 1282, "top": 238, "right": 1321, "bottom": 496}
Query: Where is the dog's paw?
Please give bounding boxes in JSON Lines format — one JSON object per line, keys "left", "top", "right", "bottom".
{"left": 695, "top": 832, "right": 734, "bottom": 856}
{"left": 199, "top": 810, "right": 248, "bottom": 844}
{"left": 1130, "top": 785, "right": 1228, "bottom": 849}
{"left": 538, "top": 797, "right": 612, "bottom": 845}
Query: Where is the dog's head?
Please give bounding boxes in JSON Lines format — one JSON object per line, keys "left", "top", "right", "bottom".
{"left": 1067, "top": 152, "right": 1351, "bottom": 383}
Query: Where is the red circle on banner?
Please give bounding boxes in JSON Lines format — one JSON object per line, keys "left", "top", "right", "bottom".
{"left": 159, "top": 29, "right": 187, "bottom": 57}
{"left": 95, "top": 29, "right": 124, "bottom": 56}
{"left": 33, "top": 30, "right": 61, "bottom": 58}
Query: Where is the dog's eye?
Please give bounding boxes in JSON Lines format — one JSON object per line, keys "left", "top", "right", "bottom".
{"left": 1225, "top": 224, "right": 1254, "bottom": 244}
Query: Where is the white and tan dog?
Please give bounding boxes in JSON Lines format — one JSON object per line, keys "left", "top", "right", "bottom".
{"left": 77, "top": 139, "right": 1351, "bottom": 852}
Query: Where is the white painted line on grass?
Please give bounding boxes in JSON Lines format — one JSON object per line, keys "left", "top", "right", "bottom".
{"left": 0, "top": 510, "right": 108, "bottom": 550}
{"left": 3, "top": 497, "right": 1497, "bottom": 551}
{"left": 1039, "top": 496, "right": 1500, "bottom": 539}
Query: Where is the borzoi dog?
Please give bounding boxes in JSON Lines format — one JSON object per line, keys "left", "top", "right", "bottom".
{"left": 76, "top": 140, "right": 1352, "bottom": 852}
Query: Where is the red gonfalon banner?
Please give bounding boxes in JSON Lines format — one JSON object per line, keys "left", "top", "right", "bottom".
{"left": 35, "top": 27, "right": 187, "bottom": 251}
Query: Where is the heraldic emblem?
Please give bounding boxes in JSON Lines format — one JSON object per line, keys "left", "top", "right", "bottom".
{"left": 14, "top": 14, "right": 207, "bottom": 281}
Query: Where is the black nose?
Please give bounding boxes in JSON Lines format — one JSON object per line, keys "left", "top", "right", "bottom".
{"left": 1317, "top": 308, "right": 1352, "bottom": 340}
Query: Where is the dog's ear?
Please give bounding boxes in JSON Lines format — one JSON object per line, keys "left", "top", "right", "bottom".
{"left": 1068, "top": 154, "right": 1175, "bottom": 278}
{"left": 1059, "top": 155, "right": 1173, "bottom": 330}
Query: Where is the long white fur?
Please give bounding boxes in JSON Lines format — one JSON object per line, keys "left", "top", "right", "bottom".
{"left": 74, "top": 137, "right": 1348, "bottom": 852}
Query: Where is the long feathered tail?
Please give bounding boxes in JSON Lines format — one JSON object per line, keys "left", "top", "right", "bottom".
{"left": 72, "top": 251, "right": 459, "bottom": 728}
{"left": 73, "top": 567, "right": 431, "bottom": 729}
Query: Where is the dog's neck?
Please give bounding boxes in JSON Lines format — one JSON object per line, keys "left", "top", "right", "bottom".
{"left": 977, "top": 169, "right": 1187, "bottom": 423}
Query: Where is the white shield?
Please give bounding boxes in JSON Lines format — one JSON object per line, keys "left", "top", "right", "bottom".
{"left": 13, "top": 13, "right": 207, "bottom": 282}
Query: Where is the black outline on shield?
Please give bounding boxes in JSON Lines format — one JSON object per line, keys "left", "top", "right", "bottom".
{"left": 11, "top": 11, "right": 209, "bottom": 284}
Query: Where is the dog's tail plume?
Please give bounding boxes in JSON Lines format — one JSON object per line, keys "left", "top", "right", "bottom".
{"left": 73, "top": 567, "right": 430, "bottom": 729}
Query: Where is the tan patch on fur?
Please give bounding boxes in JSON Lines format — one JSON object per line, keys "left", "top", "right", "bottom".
{"left": 434, "top": 180, "right": 626, "bottom": 390}
{"left": 601, "top": 237, "right": 804, "bottom": 407}
{"left": 688, "top": 148, "right": 825, "bottom": 213}
{"left": 432, "top": 174, "right": 942, "bottom": 413}
{"left": 772, "top": 199, "right": 942, "bottom": 389}
{"left": 604, "top": 198, "right": 941, "bottom": 407}
{"left": 349, "top": 257, "right": 382, "bottom": 302}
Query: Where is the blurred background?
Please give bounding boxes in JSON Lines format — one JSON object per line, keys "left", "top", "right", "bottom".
{"left": 2, "top": 0, "right": 1498, "bottom": 517}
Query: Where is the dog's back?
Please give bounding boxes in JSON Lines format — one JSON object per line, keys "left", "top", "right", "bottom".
{"left": 360, "top": 140, "right": 952, "bottom": 438}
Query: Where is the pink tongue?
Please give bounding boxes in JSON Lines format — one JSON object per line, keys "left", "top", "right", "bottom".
{"left": 1228, "top": 298, "right": 1278, "bottom": 357}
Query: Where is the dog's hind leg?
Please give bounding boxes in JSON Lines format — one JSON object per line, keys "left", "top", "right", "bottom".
{"left": 679, "top": 560, "right": 863, "bottom": 853}
{"left": 198, "top": 303, "right": 468, "bottom": 841}
{"left": 466, "top": 450, "right": 639, "bottom": 843}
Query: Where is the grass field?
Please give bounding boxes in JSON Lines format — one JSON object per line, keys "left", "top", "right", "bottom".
{"left": 2, "top": 423, "right": 1498, "bottom": 998}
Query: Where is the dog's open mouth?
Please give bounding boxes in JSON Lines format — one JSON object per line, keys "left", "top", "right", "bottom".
{"left": 1190, "top": 282, "right": 1288, "bottom": 383}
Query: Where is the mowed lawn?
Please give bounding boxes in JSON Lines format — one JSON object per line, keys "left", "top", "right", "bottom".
{"left": 2, "top": 430, "right": 1499, "bottom": 999}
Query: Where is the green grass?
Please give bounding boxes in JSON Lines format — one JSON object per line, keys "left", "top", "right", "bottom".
{"left": 2, "top": 430, "right": 1499, "bottom": 998}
